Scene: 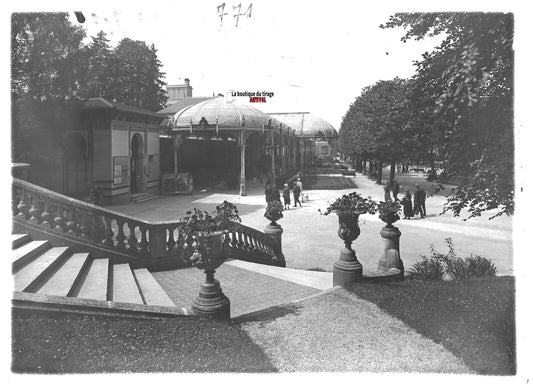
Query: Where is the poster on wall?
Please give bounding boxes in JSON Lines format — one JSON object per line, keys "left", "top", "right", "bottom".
{"left": 161, "top": 172, "right": 193, "bottom": 194}
{"left": 113, "top": 156, "right": 129, "bottom": 185}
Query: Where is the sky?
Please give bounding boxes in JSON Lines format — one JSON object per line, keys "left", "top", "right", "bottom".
{"left": 69, "top": 1, "right": 448, "bottom": 128}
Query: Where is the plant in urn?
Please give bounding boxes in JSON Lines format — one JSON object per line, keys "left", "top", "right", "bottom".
{"left": 263, "top": 200, "right": 286, "bottom": 267}
{"left": 180, "top": 201, "right": 241, "bottom": 320}
{"left": 320, "top": 192, "right": 377, "bottom": 286}
{"left": 377, "top": 200, "right": 404, "bottom": 277}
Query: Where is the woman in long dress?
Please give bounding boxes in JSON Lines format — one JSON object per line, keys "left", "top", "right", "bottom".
{"left": 401, "top": 189, "right": 414, "bottom": 219}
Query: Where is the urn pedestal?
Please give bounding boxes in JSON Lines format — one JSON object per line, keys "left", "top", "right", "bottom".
{"left": 377, "top": 225, "right": 404, "bottom": 278}
{"left": 333, "top": 211, "right": 363, "bottom": 286}
{"left": 190, "top": 233, "right": 231, "bottom": 320}
{"left": 191, "top": 269, "right": 231, "bottom": 321}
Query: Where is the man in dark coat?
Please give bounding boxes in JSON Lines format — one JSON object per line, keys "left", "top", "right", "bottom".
{"left": 293, "top": 181, "right": 302, "bottom": 207}
{"left": 413, "top": 184, "right": 426, "bottom": 218}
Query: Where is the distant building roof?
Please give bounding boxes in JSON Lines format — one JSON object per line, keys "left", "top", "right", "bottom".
{"left": 267, "top": 112, "right": 337, "bottom": 137}
{"left": 158, "top": 97, "right": 212, "bottom": 114}
{"left": 173, "top": 96, "right": 275, "bottom": 129}
{"left": 84, "top": 98, "right": 165, "bottom": 119}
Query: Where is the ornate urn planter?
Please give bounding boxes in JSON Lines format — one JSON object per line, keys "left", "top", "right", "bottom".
{"left": 377, "top": 201, "right": 404, "bottom": 277}
{"left": 319, "top": 191, "right": 378, "bottom": 287}
{"left": 333, "top": 211, "right": 363, "bottom": 286}
{"left": 190, "top": 232, "right": 231, "bottom": 320}
{"left": 179, "top": 201, "right": 242, "bottom": 321}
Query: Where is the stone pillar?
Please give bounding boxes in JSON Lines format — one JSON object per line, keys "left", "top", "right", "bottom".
{"left": 191, "top": 269, "right": 230, "bottom": 321}
{"left": 378, "top": 226, "right": 404, "bottom": 277}
{"left": 239, "top": 130, "right": 246, "bottom": 196}
{"left": 333, "top": 241, "right": 363, "bottom": 286}
{"left": 264, "top": 223, "right": 286, "bottom": 267}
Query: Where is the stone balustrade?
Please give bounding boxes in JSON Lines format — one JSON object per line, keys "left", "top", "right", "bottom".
{"left": 12, "top": 178, "right": 282, "bottom": 268}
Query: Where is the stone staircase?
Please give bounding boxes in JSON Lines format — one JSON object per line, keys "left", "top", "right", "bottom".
{"left": 130, "top": 192, "right": 159, "bottom": 203}
{"left": 12, "top": 234, "right": 187, "bottom": 317}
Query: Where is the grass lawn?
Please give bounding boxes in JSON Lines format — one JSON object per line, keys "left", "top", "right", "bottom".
{"left": 11, "top": 309, "right": 277, "bottom": 373}
{"left": 347, "top": 276, "right": 516, "bottom": 375}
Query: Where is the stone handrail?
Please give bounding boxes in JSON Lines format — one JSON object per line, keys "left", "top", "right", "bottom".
{"left": 12, "top": 178, "right": 281, "bottom": 267}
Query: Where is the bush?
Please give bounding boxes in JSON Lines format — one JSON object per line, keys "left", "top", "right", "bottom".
{"left": 408, "top": 238, "right": 497, "bottom": 281}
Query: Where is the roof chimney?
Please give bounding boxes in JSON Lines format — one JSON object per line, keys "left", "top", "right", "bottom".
{"left": 184, "top": 78, "right": 190, "bottom": 87}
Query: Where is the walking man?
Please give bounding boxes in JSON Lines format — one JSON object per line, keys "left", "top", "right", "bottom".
{"left": 293, "top": 181, "right": 302, "bottom": 207}
{"left": 296, "top": 177, "right": 304, "bottom": 203}
{"left": 413, "top": 184, "right": 426, "bottom": 218}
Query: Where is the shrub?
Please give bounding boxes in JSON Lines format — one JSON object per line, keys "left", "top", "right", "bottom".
{"left": 408, "top": 238, "right": 497, "bottom": 281}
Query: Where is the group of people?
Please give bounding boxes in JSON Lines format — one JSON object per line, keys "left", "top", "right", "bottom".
{"left": 385, "top": 180, "right": 427, "bottom": 219}
{"left": 265, "top": 178, "right": 303, "bottom": 209}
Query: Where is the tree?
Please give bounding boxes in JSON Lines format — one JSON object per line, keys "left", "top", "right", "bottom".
{"left": 107, "top": 38, "right": 167, "bottom": 111}
{"left": 11, "top": 12, "right": 86, "bottom": 101}
{"left": 382, "top": 13, "right": 514, "bottom": 219}
{"left": 339, "top": 78, "right": 409, "bottom": 184}
{"left": 78, "top": 31, "right": 113, "bottom": 100}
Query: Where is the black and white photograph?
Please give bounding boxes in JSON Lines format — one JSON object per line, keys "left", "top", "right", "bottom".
{"left": 4, "top": 0, "right": 531, "bottom": 382}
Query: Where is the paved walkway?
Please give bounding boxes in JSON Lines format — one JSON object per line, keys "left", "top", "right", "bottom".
{"left": 152, "top": 261, "right": 329, "bottom": 318}
{"left": 113, "top": 171, "right": 513, "bottom": 276}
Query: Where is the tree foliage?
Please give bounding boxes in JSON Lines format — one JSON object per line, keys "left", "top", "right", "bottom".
{"left": 339, "top": 78, "right": 409, "bottom": 163}
{"left": 341, "top": 13, "right": 513, "bottom": 219}
{"left": 384, "top": 12, "right": 514, "bottom": 219}
{"left": 11, "top": 13, "right": 86, "bottom": 101}
{"left": 11, "top": 13, "right": 168, "bottom": 111}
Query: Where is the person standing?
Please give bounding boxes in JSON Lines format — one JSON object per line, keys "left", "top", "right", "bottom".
{"left": 265, "top": 181, "right": 273, "bottom": 203}
{"left": 400, "top": 189, "right": 413, "bottom": 219}
{"left": 392, "top": 180, "right": 400, "bottom": 202}
{"left": 384, "top": 182, "right": 392, "bottom": 202}
{"left": 296, "top": 177, "right": 304, "bottom": 203}
{"left": 293, "top": 181, "right": 302, "bottom": 207}
{"left": 413, "top": 184, "right": 426, "bottom": 218}
{"left": 282, "top": 183, "right": 291, "bottom": 209}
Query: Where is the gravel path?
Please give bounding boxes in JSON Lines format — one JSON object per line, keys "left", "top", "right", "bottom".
{"left": 236, "top": 287, "right": 471, "bottom": 373}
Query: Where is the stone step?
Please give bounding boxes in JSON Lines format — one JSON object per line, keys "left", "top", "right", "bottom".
{"left": 133, "top": 268, "right": 176, "bottom": 307}
{"left": 111, "top": 264, "right": 144, "bottom": 304}
{"left": 12, "top": 240, "right": 50, "bottom": 271}
{"left": 12, "top": 234, "right": 31, "bottom": 249}
{"left": 77, "top": 259, "right": 109, "bottom": 301}
{"left": 14, "top": 247, "right": 71, "bottom": 292}
{"left": 37, "top": 253, "right": 91, "bottom": 297}
{"left": 130, "top": 192, "right": 158, "bottom": 203}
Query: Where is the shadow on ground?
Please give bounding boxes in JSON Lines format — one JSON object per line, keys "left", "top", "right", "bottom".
{"left": 233, "top": 304, "right": 303, "bottom": 325}
{"left": 11, "top": 308, "right": 277, "bottom": 373}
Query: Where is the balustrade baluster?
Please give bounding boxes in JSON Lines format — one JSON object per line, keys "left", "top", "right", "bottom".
{"left": 166, "top": 226, "right": 176, "bottom": 252}
{"left": 79, "top": 210, "right": 89, "bottom": 239}
{"left": 28, "top": 194, "right": 42, "bottom": 224}
{"left": 116, "top": 219, "right": 126, "bottom": 249}
{"left": 127, "top": 222, "right": 138, "bottom": 253}
{"left": 104, "top": 217, "right": 114, "bottom": 247}
{"left": 41, "top": 200, "right": 53, "bottom": 228}
{"left": 230, "top": 231, "right": 238, "bottom": 249}
{"left": 237, "top": 232, "right": 245, "bottom": 249}
{"left": 12, "top": 186, "right": 20, "bottom": 216}
{"left": 66, "top": 207, "right": 79, "bottom": 235}
{"left": 15, "top": 189, "right": 30, "bottom": 220}
{"left": 139, "top": 226, "right": 149, "bottom": 254}
{"left": 54, "top": 204, "right": 67, "bottom": 233}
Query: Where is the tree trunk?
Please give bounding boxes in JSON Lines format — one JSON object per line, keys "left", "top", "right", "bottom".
{"left": 355, "top": 158, "right": 362, "bottom": 173}
{"left": 376, "top": 160, "right": 383, "bottom": 184}
{"left": 389, "top": 160, "right": 395, "bottom": 185}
